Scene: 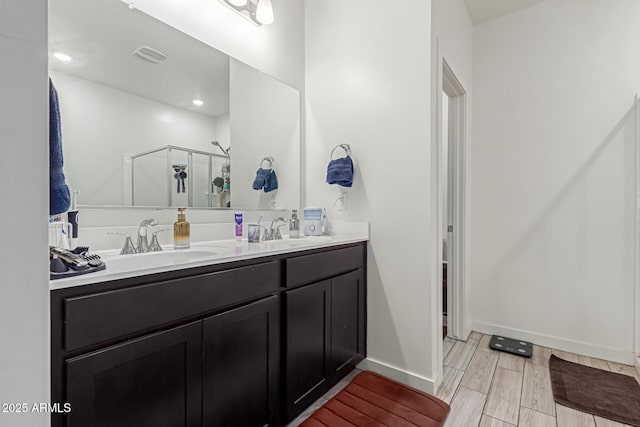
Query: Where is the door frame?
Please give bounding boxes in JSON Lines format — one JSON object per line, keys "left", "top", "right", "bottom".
{"left": 635, "top": 94, "right": 640, "bottom": 357}
{"left": 442, "top": 59, "right": 467, "bottom": 341}
{"left": 433, "top": 40, "right": 470, "bottom": 353}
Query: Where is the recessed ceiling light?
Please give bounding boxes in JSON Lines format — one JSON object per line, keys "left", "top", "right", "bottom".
{"left": 192, "top": 99, "right": 204, "bottom": 107}
{"left": 53, "top": 52, "right": 72, "bottom": 62}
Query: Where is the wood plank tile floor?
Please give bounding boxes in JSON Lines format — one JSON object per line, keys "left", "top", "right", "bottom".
{"left": 438, "top": 333, "right": 639, "bottom": 427}
{"left": 288, "top": 333, "right": 640, "bottom": 426}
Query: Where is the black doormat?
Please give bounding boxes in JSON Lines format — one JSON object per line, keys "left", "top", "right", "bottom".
{"left": 488, "top": 335, "right": 532, "bottom": 358}
{"left": 549, "top": 355, "right": 640, "bottom": 426}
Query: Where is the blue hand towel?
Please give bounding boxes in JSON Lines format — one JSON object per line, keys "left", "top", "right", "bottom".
{"left": 252, "top": 168, "right": 271, "bottom": 191}
{"left": 264, "top": 169, "right": 278, "bottom": 193}
{"left": 326, "top": 155, "right": 354, "bottom": 188}
{"left": 49, "top": 78, "right": 71, "bottom": 215}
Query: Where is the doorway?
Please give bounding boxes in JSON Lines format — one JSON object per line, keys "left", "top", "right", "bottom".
{"left": 441, "top": 91, "right": 450, "bottom": 339}
{"left": 439, "top": 59, "right": 467, "bottom": 345}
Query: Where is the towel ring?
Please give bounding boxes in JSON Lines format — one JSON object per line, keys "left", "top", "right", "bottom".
{"left": 260, "top": 156, "right": 274, "bottom": 169}
{"left": 330, "top": 144, "right": 351, "bottom": 160}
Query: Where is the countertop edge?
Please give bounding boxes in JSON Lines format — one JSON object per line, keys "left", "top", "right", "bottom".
{"left": 50, "top": 235, "right": 369, "bottom": 291}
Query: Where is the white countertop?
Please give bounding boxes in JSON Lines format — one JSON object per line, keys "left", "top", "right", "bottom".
{"left": 50, "top": 234, "right": 368, "bottom": 291}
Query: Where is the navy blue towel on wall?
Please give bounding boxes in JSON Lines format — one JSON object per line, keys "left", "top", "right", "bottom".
{"left": 49, "top": 78, "right": 71, "bottom": 215}
{"left": 252, "top": 168, "right": 271, "bottom": 191}
{"left": 252, "top": 168, "right": 279, "bottom": 193}
{"left": 264, "top": 169, "right": 278, "bottom": 193}
{"left": 326, "top": 155, "right": 354, "bottom": 188}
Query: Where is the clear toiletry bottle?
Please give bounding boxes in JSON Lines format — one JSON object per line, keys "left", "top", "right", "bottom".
{"left": 174, "top": 208, "right": 190, "bottom": 249}
{"left": 289, "top": 209, "right": 300, "bottom": 238}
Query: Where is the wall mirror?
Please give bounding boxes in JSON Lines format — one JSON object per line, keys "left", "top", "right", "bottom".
{"left": 49, "top": 0, "right": 300, "bottom": 210}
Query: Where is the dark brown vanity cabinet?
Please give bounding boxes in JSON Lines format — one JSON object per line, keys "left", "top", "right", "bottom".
{"left": 330, "top": 269, "right": 366, "bottom": 380}
{"left": 62, "top": 296, "right": 279, "bottom": 427}
{"left": 51, "top": 243, "right": 366, "bottom": 427}
{"left": 203, "top": 295, "right": 279, "bottom": 427}
{"left": 65, "top": 321, "right": 202, "bottom": 427}
{"left": 285, "top": 279, "right": 332, "bottom": 420}
{"left": 284, "top": 246, "right": 366, "bottom": 422}
{"left": 52, "top": 260, "right": 281, "bottom": 427}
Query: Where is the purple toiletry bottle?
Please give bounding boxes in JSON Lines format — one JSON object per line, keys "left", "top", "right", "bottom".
{"left": 235, "top": 212, "right": 243, "bottom": 241}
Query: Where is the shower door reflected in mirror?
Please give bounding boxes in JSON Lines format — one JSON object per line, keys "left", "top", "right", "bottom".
{"left": 49, "top": 0, "right": 300, "bottom": 210}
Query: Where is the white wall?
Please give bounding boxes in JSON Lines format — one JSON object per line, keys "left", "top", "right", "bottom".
{"left": 214, "top": 115, "right": 230, "bottom": 153}
{"left": 305, "top": 0, "right": 436, "bottom": 391}
{"left": 229, "top": 59, "right": 300, "bottom": 210}
{"left": 471, "top": 0, "right": 640, "bottom": 363}
{"left": 432, "top": 0, "right": 473, "bottom": 89}
{"left": 0, "top": 1, "right": 50, "bottom": 425}
{"left": 51, "top": 71, "right": 219, "bottom": 206}
{"left": 131, "top": 0, "right": 305, "bottom": 90}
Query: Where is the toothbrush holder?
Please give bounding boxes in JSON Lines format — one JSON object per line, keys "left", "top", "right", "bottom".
{"left": 247, "top": 223, "right": 263, "bottom": 243}
{"left": 49, "top": 221, "right": 72, "bottom": 249}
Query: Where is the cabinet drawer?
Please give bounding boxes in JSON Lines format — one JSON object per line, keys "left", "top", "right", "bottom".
{"left": 285, "top": 245, "right": 364, "bottom": 288}
{"left": 64, "top": 261, "right": 279, "bottom": 352}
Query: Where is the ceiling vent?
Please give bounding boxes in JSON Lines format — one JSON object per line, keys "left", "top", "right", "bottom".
{"left": 131, "top": 46, "right": 167, "bottom": 64}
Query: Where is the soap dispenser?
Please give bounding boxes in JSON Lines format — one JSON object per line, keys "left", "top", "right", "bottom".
{"left": 289, "top": 209, "right": 300, "bottom": 238}
{"left": 174, "top": 208, "right": 190, "bottom": 249}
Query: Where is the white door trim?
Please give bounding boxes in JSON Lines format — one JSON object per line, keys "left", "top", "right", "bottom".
{"left": 443, "top": 60, "right": 467, "bottom": 341}
{"left": 635, "top": 94, "right": 640, "bottom": 356}
{"left": 433, "top": 39, "right": 470, "bottom": 352}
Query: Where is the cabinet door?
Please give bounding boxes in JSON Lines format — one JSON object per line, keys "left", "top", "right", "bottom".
{"left": 330, "top": 269, "right": 366, "bottom": 383}
{"left": 203, "top": 296, "right": 279, "bottom": 427}
{"left": 285, "top": 280, "right": 331, "bottom": 422}
{"left": 65, "top": 321, "right": 202, "bottom": 427}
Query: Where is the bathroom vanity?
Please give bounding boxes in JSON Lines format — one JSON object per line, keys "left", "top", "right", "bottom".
{"left": 50, "top": 239, "right": 367, "bottom": 427}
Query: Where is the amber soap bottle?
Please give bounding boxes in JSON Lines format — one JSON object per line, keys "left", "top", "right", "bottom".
{"left": 174, "top": 208, "right": 190, "bottom": 249}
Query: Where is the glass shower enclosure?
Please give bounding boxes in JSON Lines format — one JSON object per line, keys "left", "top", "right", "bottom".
{"left": 130, "top": 145, "right": 230, "bottom": 208}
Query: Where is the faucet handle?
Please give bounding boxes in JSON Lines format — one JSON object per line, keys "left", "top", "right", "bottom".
{"left": 122, "top": 235, "right": 137, "bottom": 255}
{"left": 274, "top": 222, "right": 288, "bottom": 240}
{"left": 148, "top": 229, "right": 171, "bottom": 252}
{"left": 108, "top": 232, "right": 137, "bottom": 255}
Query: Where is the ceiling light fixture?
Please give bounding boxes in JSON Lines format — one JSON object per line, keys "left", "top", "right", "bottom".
{"left": 53, "top": 52, "right": 72, "bottom": 62}
{"left": 220, "top": 0, "right": 273, "bottom": 26}
{"left": 255, "top": 0, "right": 273, "bottom": 25}
{"left": 192, "top": 99, "right": 204, "bottom": 107}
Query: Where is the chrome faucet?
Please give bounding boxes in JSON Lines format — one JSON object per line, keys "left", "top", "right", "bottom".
{"left": 137, "top": 218, "right": 158, "bottom": 253}
{"left": 263, "top": 217, "right": 287, "bottom": 241}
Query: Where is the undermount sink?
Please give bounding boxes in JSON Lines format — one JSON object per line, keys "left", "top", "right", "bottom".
{"left": 97, "top": 237, "right": 335, "bottom": 272}
{"left": 102, "top": 247, "right": 230, "bottom": 271}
